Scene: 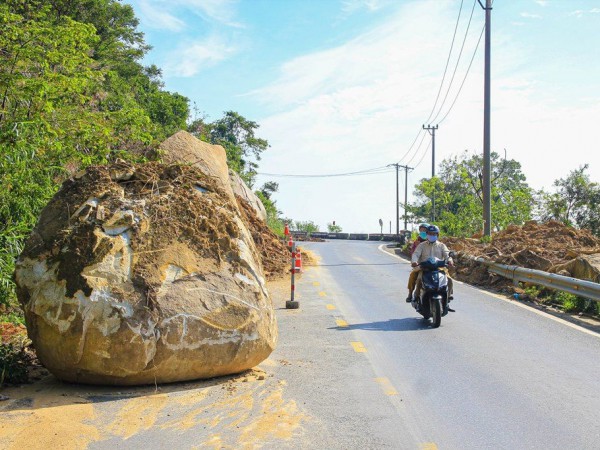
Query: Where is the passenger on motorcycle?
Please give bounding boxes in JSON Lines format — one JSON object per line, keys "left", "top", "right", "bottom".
{"left": 406, "top": 224, "right": 454, "bottom": 302}
{"left": 405, "top": 222, "right": 429, "bottom": 302}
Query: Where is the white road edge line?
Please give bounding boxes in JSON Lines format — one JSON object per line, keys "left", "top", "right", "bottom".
{"left": 377, "top": 244, "right": 599, "bottom": 339}
{"left": 377, "top": 244, "right": 410, "bottom": 263}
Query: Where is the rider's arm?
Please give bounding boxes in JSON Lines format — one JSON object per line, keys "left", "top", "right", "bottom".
{"left": 411, "top": 242, "right": 422, "bottom": 266}
{"left": 442, "top": 243, "right": 454, "bottom": 266}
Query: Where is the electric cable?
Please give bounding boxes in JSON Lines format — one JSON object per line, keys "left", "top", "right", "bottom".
{"left": 438, "top": 23, "right": 485, "bottom": 124}
{"left": 413, "top": 138, "right": 433, "bottom": 169}
{"left": 430, "top": 0, "right": 478, "bottom": 123}
{"left": 423, "top": 0, "right": 465, "bottom": 125}
{"left": 257, "top": 165, "right": 394, "bottom": 178}
{"left": 405, "top": 130, "right": 429, "bottom": 166}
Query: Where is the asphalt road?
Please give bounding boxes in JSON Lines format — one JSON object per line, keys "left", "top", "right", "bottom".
{"left": 296, "top": 239, "right": 600, "bottom": 449}
{"left": 1, "top": 239, "right": 599, "bottom": 449}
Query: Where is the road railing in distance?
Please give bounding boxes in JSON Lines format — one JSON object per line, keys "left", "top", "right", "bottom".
{"left": 472, "top": 256, "right": 600, "bottom": 302}
{"left": 306, "top": 232, "right": 407, "bottom": 244}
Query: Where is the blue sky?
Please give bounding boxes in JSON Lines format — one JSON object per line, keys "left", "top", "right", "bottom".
{"left": 128, "top": 0, "right": 600, "bottom": 233}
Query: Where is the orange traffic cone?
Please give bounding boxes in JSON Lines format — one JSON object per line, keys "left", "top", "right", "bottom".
{"left": 287, "top": 235, "right": 293, "bottom": 247}
{"left": 294, "top": 250, "right": 303, "bottom": 273}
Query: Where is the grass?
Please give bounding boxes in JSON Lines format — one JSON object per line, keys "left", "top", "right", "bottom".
{"left": 520, "top": 283, "right": 598, "bottom": 316}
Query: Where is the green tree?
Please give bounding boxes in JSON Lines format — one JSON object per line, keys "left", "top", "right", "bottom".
{"left": 409, "top": 151, "right": 534, "bottom": 236}
{"left": 0, "top": 2, "right": 185, "bottom": 308}
{"left": 294, "top": 221, "right": 320, "bottom": 233}
{"left": 541, "top": 165, "right": 600, "bottom": 235}
{"left": 209, "top": 111, "right": 269, "bottom": 186}
{"left": 327, "top": 223, "right": 342, "bottom": 233}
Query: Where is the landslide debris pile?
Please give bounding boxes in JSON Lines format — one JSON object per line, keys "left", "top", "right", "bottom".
{"left": 14, "top": 135, "right": 282, "bottom": 385}
{"left": 236, "top": 196, "right": 290, "bottom": 279}
{"left": 444, "top": 221, "right": 600, "bottom": 288}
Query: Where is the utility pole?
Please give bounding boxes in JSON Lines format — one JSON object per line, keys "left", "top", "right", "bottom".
{"left": 422, "top": 124, "right": 438, "bottom": 222}
{"left": 388, "top": 163, "right": 413, "bottom": 242}
{"left": 479, "top": 0, "right": 492, "bottom": 236}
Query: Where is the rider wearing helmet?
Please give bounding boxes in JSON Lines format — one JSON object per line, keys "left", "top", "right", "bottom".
{"left": 406, "top": 222, "right": 429, "bottom": 302}
{"left": 407, "top": 224, "right": 454, "bottom": 302}
{"left": 409, "top": 222, "right": 429, "bottom": 256}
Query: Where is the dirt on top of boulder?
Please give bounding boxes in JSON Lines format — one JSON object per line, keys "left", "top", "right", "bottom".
{"left": 21, "top": 160, "right": 242, "bottom": 307}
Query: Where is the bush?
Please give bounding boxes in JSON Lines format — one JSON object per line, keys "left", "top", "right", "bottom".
{"left": 553, "top": 291, "right": 586, "bottom": 313}
{"left": 524, "top": 285, "right": 542, "bottom": 299}
{"left": 0, "top": 335, "right": 31, "bottom": 386}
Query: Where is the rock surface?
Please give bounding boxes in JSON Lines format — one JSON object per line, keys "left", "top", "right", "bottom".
{"left": 229, "top": 169, "right": 267, "bottom": 221}
{"left": 15, "top": 161, "right": 277, "bottom": 385}
{"left": 550, "top": 254, "right": 600, "bottom": 283}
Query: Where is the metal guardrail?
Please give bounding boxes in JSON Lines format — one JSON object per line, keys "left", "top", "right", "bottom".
{"left": 473, "top": 257, "right": 600, "bottom": 302}
{"left": 302, "top": 232, "right": 408, "bottom": 244}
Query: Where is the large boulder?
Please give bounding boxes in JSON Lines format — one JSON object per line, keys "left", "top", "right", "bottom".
{"left": 14, "top": 161, "right": 277, "bottom": 385}
{"left": 159, "top": 130, "right": 267, "bottom": 222}
{"left": 159, "top": 130, "right": 235, "bottom": 203}
{"left": 229, "top": 169, "right": 267, "bottom": 221}
{"left": 550, "top": 253, "right": 600, "bottom": 283}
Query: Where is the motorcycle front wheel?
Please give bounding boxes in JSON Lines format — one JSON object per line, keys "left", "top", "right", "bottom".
{"left": 430, "top": 297, "right": 441, "bottom": 328}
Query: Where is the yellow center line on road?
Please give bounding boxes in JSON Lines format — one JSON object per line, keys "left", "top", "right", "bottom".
{"left": 350, "top": 341, "right": 367, "bottom": 353}
{"left": 326, "top": 304, "right": 336, "bottom": 310}
{"left": 335, "top": 319, "right": 348, "bottom": 328}
{"left": 318, "top": 291, "right": 327, "bottom": 297}
{"left": 374, "top": 377, "right": 398, "bottom": 396}
{"left": 420, "top": 443, "right": 438, "bottom": 450}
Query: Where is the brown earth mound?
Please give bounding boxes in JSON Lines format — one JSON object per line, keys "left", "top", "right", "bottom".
{"left": 443, "top": 221, "right": 600, "bottom": 289}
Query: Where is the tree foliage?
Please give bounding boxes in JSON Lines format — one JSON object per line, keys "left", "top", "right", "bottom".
{"left": 540, "top": 165, "right": 600, "bottom": 235}
{"left": 0, "top": 1, "right": 189, "bottom": 307}
{"left": 327, "top": 223, "right": 343, "bottom": 233}
{"left": 409, "top": 151, "right": 534, "bottom": 236}
{"left": 294, "top": 221, "right": 320, "bottom": 233}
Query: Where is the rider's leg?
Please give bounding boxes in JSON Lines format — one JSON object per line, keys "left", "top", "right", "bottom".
{"left": 413, "top": 271, "right": 423, "bottom": 300}
{"left": 406, "top": 268, "right": 419, "bottom": 301}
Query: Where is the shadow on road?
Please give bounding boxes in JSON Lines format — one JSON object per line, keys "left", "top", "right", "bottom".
{"left": 329, "top": 317, "right": 431, "bottom": 332}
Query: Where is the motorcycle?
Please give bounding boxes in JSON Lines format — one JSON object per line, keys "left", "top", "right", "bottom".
{"left": 411, "top": 256, "right": 453, "bottom": 328}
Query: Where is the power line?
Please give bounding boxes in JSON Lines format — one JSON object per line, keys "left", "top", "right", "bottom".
{"left": 423, "top": 0, "right": 465, "bottom": 125}
{"left": 405, "top": 128, "right": 429, "bottom": 166}
{"left": 396, "top": 128, "right": 424, "bottom": 164}
{"left": 257, "top": 165, "right": 394, "bottom": 178}
{"left": 438, "top": 23, "right": 485, "bottom": 124}
{"left": 396, "top": 0, "right": 465, "bottom": 165}
{"left": 430, "top": 0, "right": 478, "bottom": 123}
{"left": 413, "top": 138, "right": 433, "bottom": 170}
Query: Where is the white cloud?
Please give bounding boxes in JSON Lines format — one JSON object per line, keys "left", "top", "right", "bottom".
{"left": 133, "top": 0, "right": 243, "bottom": 28}
{"left": 251, "top": 0, "right": 491, "bottom": 231}
{"left": 248, "top": 0, "right": 599, "bottom": 232}
{"left": 535, "top": 0, "right": 548, "bottom": 6}
{"left": 136, "top": 0, "right": 186, "bottom": 31}
{"left": 341, "top": 0, "right": 391, "bottom": 14}
{"left": 568, "top": 8, "right": 600, "bottom": 18}
{"left": 164, "top": 36, "right": 237, "bottom": 77}
{"left": 520, "top": 12, "right": 542, "bottom": 19}
{"left": 172, "top": 0, "right": 243, "bottom": 27}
